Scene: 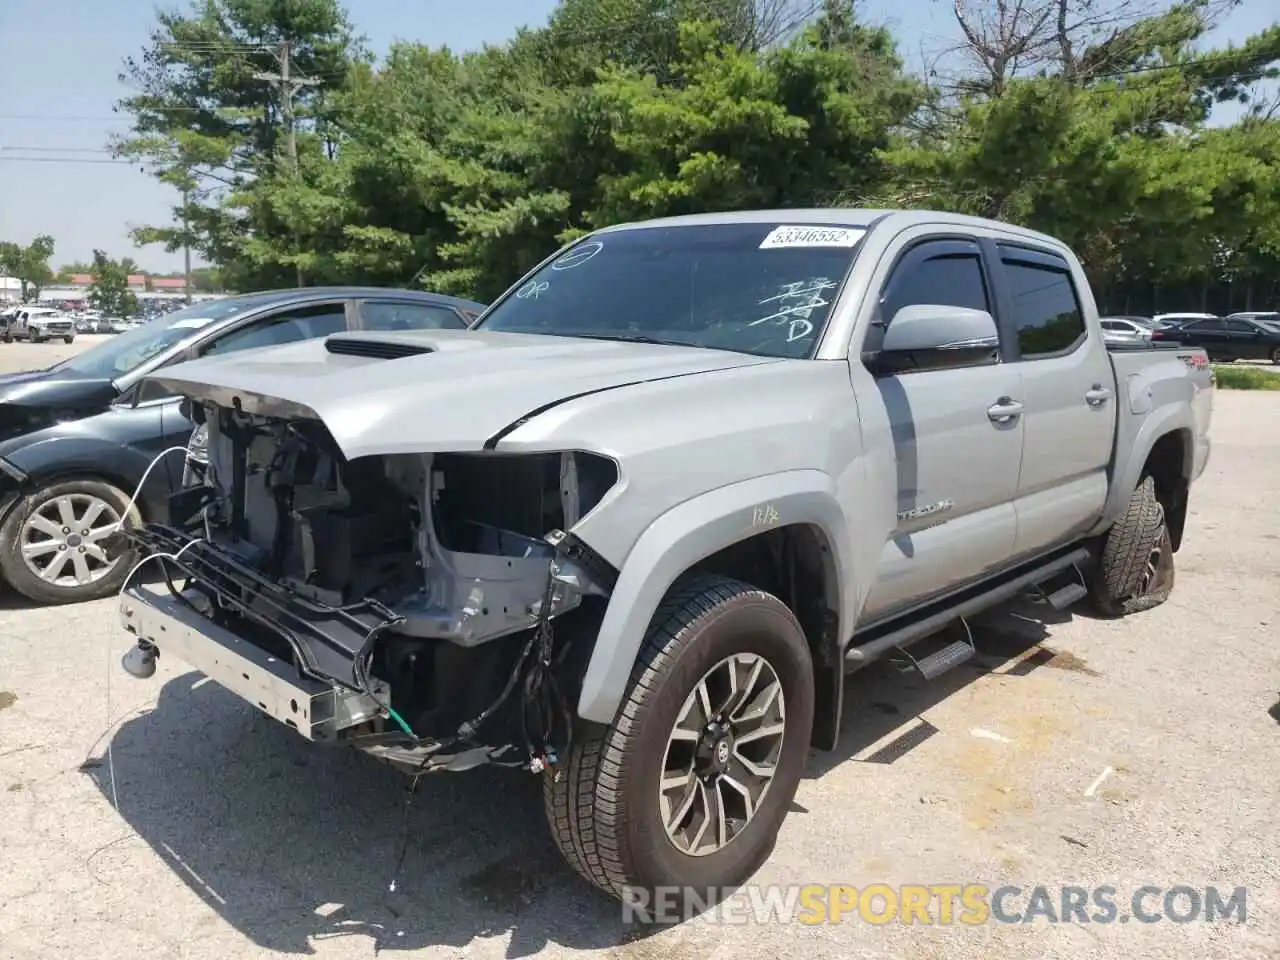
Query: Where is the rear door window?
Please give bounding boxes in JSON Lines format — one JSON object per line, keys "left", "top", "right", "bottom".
{"left": 998, "top": 248, "right": 1087, "bottom": 358}
{"left": 1182, "top": 319, "right": 1224, "bottom": 333}
{"left": 358, "top": 300, "right": 468, "bottom": 331}
{"left": 201, "top": 302, "right": 350, "bottom": 357}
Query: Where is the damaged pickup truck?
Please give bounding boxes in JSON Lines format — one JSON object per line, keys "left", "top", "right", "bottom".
{"left": 116, "top": 210, "right": 1212, "bottom": 900}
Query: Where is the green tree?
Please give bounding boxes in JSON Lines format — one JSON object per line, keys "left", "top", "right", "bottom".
{"left": 0, "top": 236, "right": 56, "bottom": 301}
{"left": 87, "top": 251, "right": 139, "bottom": 318}
{"left": 112, "top": 0, "right": 1280, "bottom": 311}
{"left": 878, "top": 0, "right": 1280, "bottom": 308}
{"left": 113, "top": 0, "right": 365, "bottom": 289}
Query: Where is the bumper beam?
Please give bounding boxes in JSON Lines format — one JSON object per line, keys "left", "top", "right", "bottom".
{"left": 120, "top": 583, "right": 388, "bottom": 741}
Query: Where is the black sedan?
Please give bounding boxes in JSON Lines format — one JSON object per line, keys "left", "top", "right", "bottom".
{"left": 0, "top": 287, "right": 485, "bottom": 604}
{"left": 1152, "top": 313, "right": 1280, "bottom": 364}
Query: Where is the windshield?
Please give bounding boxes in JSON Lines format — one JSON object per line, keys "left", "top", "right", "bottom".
{"left": 52, "top": 299, "right": 248, "bottom": 378}
{"left": 473, "top": 222, "right": 867, "bottom": 358}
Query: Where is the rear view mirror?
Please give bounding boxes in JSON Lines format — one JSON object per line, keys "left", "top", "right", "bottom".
{"left": 874, "top": 304, "right": 1000, "bottom": 374}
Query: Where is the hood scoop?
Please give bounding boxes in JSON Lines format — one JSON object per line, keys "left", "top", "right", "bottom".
{"left": 325, "top": 335, "right": 435, "bottom": 361}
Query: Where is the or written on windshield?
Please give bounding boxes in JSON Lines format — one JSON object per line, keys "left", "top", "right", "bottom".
{"left": 478, "top": 221, "right": 868, "bottom": 358}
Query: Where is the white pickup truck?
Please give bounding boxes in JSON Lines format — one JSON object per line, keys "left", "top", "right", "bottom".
{"left": 115, "top": 209, "right": 1213, "bottom": 901}
{"left": 1, "top": 305, "right": 76, "bottom": 343}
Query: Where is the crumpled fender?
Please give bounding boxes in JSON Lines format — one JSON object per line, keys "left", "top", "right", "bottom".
{"left": 574, "top": 469, "right": 854, "bottom": 725}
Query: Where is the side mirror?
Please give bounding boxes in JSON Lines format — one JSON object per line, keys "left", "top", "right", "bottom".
{"left": 112, "top": 382, "right": 139, "bottom": 408}
{"left": 873, "top": 304, "right": 1000, "bottom": 374}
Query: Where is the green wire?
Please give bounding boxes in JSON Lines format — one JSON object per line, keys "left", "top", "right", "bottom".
{"left": 385, "top": 704, "right": 417, "bottom": 738}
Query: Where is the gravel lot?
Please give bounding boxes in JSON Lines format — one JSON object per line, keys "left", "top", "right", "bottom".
{"left": 1, "top": 339, "right": 1277, "bottom": 960}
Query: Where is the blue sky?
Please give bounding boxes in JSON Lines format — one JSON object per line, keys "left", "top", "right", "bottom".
{"left": 0, "top": 0, "right": 1272, "bottom": 272}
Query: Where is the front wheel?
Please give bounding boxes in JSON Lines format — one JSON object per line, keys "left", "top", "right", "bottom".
{"left": 0, "top": 478, "right": 141, "bottom": 605}
{"left": 63, "top": 336, "right": 75, "bottom": 344}
{"left": 1091, "top": 475, "right": 1174, "bottom": 616}
{"left": 1270, "top": 347, "right": 1280, "bottom": 365}
{"left": 544, "top": 575, "right": 814, "bottom": 904}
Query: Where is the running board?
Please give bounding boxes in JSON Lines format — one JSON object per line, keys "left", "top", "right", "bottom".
{"left": 890, "top": 618, "right": 976, "bottom": 680}
{"left": 1045, "top": 581, "right": 1088, "bottom": 610}
{"left": 845, "top": 545, "right": 1092, "bottom": 672}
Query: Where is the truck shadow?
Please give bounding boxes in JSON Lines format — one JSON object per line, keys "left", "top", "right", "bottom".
{"left": 806, "top": 595, "right": 1088, "bottom": 778}
{"left": 86, "top": 677, "right": 631, "bottom": 956}
{"left": 85, "top": 595, "right": 1084, "bottom": 954}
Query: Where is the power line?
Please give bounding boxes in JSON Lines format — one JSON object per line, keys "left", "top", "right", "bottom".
{"left": 0, "top": 113, "right": 132, "bottom": 122}
{"left": 0, "top": 155, "right": 162, "bottom": 166}
{"left": 0, "top": 145, "right": 115, "bottom": 154}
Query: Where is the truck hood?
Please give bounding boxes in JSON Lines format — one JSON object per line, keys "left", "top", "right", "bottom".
{"left": 146, "top": 329, "right": 779, "bottom": 460}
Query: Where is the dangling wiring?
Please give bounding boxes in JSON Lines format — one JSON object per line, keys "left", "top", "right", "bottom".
{"left": 103, "top": 441, "right": 213, "bottom": 814}
{"left": 117, "top": 424, "right": 581, "bottom": 783}
{"left": 453, "top": 548, "right": 575, "bottom": 773}
{"left": 101, "top": 445, "right": 193, "bottom": 537}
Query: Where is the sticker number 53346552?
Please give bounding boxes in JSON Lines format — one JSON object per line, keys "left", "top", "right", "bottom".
{"left": 759, "top": 225, "right": 865, "bottom": 249}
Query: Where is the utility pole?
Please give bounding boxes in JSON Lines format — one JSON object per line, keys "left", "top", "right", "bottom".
{"left": 255, "top": 41, "right": 319, "bottom": 287}
{"left": 181, "top": 186, "right": 192, "bottom": 304}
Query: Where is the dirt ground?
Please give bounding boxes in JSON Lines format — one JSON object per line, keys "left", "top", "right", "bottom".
{"left": 0, "top": 338, "right": 1277, "bottom": 960}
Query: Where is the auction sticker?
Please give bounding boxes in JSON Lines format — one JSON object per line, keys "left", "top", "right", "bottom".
{"left": 759, "top": 225, "right": 865, "bottom": 249}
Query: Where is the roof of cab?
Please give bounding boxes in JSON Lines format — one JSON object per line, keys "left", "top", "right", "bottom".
{"left": 206, "top": 286, "right": 487, "bottom": 315}
{"left": 591, "top": 208, "right": 1069, "bottom": 250}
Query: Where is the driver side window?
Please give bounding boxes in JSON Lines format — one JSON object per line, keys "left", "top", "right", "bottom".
{"left": 865, "top": 239, "right": 995, "bottom": 371}
{"left": 200, "top": 302, "right": 349, "bottom": 357}
{"left": 880, "top": 249, "right": 991, "bottom": 323}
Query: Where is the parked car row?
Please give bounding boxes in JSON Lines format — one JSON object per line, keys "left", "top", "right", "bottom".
{"left": 1096, "top": 310, "right": 1280, "bottom": 362}
{"left": 0, "top": 286, "right": 485, "bottom": 604}
{"left": 1152, "top": 311, "right": 1280, "bottom": 364}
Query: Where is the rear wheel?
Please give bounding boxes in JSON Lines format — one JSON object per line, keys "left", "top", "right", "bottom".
{"left": 1091, "top": 475, "right": 1174, "bottom": 616}
{"left": 0, "top": 479, "right": 141, "bottom": 605}
{"left": 544, "top": 575, "right": 814, "bottom": 904}
{"left": 1270, "top": 347, "right": 1280, "bottom": 365}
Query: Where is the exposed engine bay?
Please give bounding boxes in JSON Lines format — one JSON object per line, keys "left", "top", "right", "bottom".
{"left": 121, "top": 399, "right": 620, "bottom": 773}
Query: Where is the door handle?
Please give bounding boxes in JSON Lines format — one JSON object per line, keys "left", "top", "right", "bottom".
{"left": 987, "top": 397, "right": 1024, "bottom": 423}
{"left": 1085, "top": 384, "right": 1112, "bottom": 406}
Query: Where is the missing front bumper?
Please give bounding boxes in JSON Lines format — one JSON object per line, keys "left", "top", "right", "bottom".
{"left": 122, "top": 524, "right": 403, "bottom": 690}
{"left": 120, "top": 583, "right": 388, "bottom": 742}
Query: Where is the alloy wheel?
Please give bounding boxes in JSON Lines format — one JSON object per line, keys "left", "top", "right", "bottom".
{"left": 658, "top": 652, "right": 787, "bottom": 857}
{"left": 20, "top": 493, "right": 123, "bottom": 588}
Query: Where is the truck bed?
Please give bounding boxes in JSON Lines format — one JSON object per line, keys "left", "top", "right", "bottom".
{"left": 1107, "top": 340, "right": 1213, "bottom": 504}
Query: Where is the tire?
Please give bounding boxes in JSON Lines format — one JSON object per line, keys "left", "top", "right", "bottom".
{"left": 63, "top": 336, "right": 75, "bottom": 344}
{"left": 0, "top": 478, "right": 141, "bottom": 605}
{"left": 544, "top": 574, "right": 814, "bottom": 905}
{"left": 1270, "top": 347, "right": 1280, "bottom": 365}
{"left": 1091, "top": 475, "right": 1174, "bottom": 616}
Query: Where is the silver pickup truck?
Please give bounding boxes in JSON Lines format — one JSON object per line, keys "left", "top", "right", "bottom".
{"left": 116, "top": 210, "right": 1212, "bottom": 901}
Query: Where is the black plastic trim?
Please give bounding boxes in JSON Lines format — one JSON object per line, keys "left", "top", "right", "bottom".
{"left": 847, "top": 543, "right": 1092, "bottom": 663}
{"left": 325, "top": 337, "right": 434, "bottom": 360}
{"left": 124, "top": 524, "right": 403, "bottom": 690}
